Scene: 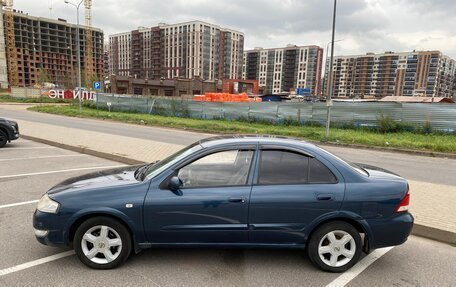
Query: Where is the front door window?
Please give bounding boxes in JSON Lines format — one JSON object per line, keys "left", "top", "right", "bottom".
{"left": 178, "top": 149, "right": 254, "bottom": 188}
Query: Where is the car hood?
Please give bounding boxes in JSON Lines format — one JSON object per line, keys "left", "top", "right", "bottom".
{"left": 355, "top": 163, "right": 404, "bottom": 180}
{"left": 0, "top": 118, "right": 17, "bottom": 124}
{"left": 48, "top": 165, "right": 143, "bottom": 195}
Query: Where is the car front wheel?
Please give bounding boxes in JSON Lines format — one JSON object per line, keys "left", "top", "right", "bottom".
{"left": 74, "top": 217, "right": 132, "bottom": 269}
{"left": 307, "top": 221, "right": 362, "bottom": 272}
{"left": 0, "top": 130, "right": 7, "bottom": 148}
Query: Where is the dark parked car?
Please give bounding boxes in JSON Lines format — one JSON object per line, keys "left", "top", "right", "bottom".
{"left": 33, "top": 135, "right": 413, "bottom": 272}
{"left": 0, "top": 117, "right": 19, "bottom": 148}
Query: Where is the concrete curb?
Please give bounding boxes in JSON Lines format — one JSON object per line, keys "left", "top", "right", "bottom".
{"left": 412, "top": 224, "right": 456, "bottom": 245}
{"left": 21, "top": 135, "right": 146, "bottom": 166}
{"left": 21, "top": 134, "right": 456, "bottom": 245}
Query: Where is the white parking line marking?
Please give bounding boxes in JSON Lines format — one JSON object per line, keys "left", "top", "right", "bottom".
{"left": 0, "top": 147, "right": 56, "bottom": 150}
{"left": 0, "top": 200, "right": 39, "bottom": 209}
{"left": 0, "top": 251, "right": 75, "bottom": 277}
{"left": 0, "top": 154, "right": 86, "bottom": 162}
{"left": 0, "top": 165, "right": 127, "bottom": 179}
{"left": 325, "top": 247, "right": 394, "bottom": 287}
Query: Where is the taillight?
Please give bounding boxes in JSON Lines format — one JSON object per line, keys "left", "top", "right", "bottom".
{"left": 396, "top": 186, "right": 410, "bottom": 213}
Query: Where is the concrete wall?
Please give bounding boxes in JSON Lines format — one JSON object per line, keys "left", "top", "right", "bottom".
{"left": 11, "top": 87, "right": 41, "bottom": 98}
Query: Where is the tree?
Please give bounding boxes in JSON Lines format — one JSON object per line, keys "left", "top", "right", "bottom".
{"left": 37, "top": 68, "right": 52, "bottom": 86}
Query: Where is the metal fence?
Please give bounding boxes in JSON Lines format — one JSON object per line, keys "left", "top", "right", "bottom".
{"left": 94, "top": 93, "right": 456, "bottom": 132}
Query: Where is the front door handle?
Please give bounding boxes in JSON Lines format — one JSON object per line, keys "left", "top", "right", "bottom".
{"left": 316, "top": 194, "right": 335, "bottom": 201}
{"left": 228, "top": 197, "right": 245, "bottom": 203}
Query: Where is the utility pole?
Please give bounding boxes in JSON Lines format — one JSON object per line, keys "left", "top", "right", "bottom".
{"left": 325, "top": 0, "right": 337, "bottom": 139}
{"left": 322, "top": 39, "right": 343, "bottom": 99}
{"left": 64, "top": 0, "right": 83, "bottom": 112}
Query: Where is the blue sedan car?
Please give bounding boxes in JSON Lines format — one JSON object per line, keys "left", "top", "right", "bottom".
{"left": 33, "top": 135, "right": 413, "bottom": 272}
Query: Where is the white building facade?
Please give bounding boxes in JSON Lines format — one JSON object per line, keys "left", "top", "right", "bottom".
{"left": 109, "top": 21, "right": 244, "bottom": 81}
{"left": 243, "top": 45, "right": 323, "bottom": 95}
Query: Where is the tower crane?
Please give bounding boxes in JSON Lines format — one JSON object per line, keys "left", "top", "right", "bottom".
{"left": 1, "top": 0, "right": 19, "bottom": 87}
{"left": 84, "top": 0, "right": 94, "bottom": 86}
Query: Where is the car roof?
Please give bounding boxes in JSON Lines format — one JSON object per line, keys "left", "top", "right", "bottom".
{"left": 198, "top": 135, "right": 317, "bottom": 149}
{"left": 196, "top": 135, "right": 368, "bottom": 182}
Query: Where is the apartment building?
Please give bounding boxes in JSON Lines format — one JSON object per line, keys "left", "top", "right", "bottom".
{"left": 326, "top": 51, "right": 456, "bottom": 98}
{"left": 1, "top": 10, "right": 104, "bottom": 88}
{"left": 242, "top": 45, "right": 324, "bottom": 95}
{"left": 109, "top": 21, "right": 244, "bottom": 81}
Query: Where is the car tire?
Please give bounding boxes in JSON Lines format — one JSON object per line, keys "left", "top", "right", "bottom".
{"left": 74, "top": 216, "right": 132, "bottom": 269}
{"left": 0, "top": 130, "right": 7, "bottom": 148}
{"left": 307, "top": 221, "right": 362, "bottom": 273}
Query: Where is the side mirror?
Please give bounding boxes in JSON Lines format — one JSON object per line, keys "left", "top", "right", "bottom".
{"left": 169, "top": 176, "right": 183, "bottom": 192}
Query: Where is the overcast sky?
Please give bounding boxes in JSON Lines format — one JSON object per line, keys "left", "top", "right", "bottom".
{"left": 13, "top": 0, "right": 456, "bottom": 58}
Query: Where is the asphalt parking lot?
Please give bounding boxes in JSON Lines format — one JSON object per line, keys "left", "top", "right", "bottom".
{"left": 0, "top": 139, "right": 455, "bottom": 287}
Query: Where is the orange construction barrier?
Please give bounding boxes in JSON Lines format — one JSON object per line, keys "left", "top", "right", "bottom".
{"left": 193, "top": 95, "right": 205, "bottom": 101}
{"left": 195, "top": 92, "right": 261, "bottom": 103}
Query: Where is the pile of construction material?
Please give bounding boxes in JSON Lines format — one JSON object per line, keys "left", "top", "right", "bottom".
{"left": 193, "top": 93, "right": 262, "bottom": 102}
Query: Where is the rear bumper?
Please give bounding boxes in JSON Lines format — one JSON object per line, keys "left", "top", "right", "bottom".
{"left": 367, "top": 212, "right": 414, "bottom": 249}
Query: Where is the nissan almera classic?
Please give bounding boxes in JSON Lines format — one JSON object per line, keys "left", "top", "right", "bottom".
{"left": 34, "top": 135, "right": 413, "bottom": 272}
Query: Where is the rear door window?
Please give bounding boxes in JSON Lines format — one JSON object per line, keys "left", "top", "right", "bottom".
{"left": 258, "top": 150, "right": 309, "bottom": 185}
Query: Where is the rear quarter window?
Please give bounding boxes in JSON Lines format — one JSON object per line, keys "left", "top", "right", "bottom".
{"left": 308, "top": 158, "right": 338, "bottom": 184}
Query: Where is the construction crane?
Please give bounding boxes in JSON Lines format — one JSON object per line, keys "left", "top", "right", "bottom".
{"left": 2, "top": 0, "right": 19, "bottom": 87}
{"left": 84, "top": 0, "right": 94, "bottom": 86}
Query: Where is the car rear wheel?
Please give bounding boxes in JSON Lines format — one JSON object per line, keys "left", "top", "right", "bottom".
{"left": 307, "top": 221, "right": 362, "bottom": 272}
{"left": 0, "top": 130, "right": 7, "bottom": 148}
{"left": 74, "top": 217, "right": 132, "bottom": 269}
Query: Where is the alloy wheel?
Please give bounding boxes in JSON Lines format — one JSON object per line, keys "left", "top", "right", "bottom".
{"left": 81, "top": 225, "right": 123, "bottom": 265}
{"left": 318, "top": 230, "right": 356, "bottom": 268}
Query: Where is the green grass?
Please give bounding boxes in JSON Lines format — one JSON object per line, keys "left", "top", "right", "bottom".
{"left": 28, "top": 104, "right": 456, "bottom": 154}
{"left": 0, "top": 95, "right": 73, "bottom": 103}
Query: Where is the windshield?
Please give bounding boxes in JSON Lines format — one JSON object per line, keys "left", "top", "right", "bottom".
{"left": 142, "top": 142, "right": 203, "bottom": 181}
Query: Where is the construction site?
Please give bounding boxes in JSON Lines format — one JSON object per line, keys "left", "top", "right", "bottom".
{"left": 0, "top": 0, "right": 104, "bottom": 89}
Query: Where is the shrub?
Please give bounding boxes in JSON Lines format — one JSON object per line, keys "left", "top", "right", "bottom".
{"left": 303, "top": 121, "right": 324, "bottom": 128}
{"left": 282, "top": 117, "right": 300, "bottom": 126}
{"left": 377, "top": 114, "right": 400, "bottom": 133}
{"left": 332, "top": 121, "right": 355, "bottom": 130}
{"left": 421, "top": 119, "right": 433, "bottom": 134}
{"left": 150, "top": 101, "right": 167, "bottom": 116}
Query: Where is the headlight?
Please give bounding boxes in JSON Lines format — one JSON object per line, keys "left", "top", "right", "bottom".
{"left": 37, "top": 194, "right": 60, "bottom": 214}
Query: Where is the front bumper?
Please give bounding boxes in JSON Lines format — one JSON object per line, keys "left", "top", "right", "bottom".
{"left": 33, "top": 209, "right": 67, "bottom": 247}
{"left": 367, "top": 212, "right": 414, "bottom": 249}
{"left": 11, "top": 132, "right": 19, "bottom": 141}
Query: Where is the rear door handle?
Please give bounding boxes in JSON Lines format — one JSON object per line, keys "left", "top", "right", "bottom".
{"left": 316, "top": 194, "right": 335, "bottom": 201}
{"left": 228, "top": 197, "right": 245, "bottom": 203}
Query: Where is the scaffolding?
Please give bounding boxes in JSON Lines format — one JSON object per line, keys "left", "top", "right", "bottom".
{"left": 84, "top": 0, "right": 94, "bottom": 86}
{"left": 0, "top": 9, "right": 9, "bottom": 88}
{"left": 2, "top": 0, "right": 18, "bottom": 87}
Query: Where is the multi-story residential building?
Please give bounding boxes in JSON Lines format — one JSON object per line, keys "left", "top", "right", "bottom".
{"left": 0, "top": 10, "right": 104, "bottom": 88}
{"left": 103, "top": 47, "right": 109, "bottom": 77}
{"left": 109, "top": 21, "right": 244, "bottom": 81}
{"left": 325, "top": 51, "right": 456, "bottom": 98}
{"left": 242, "top": 45, "right": 324, "bottom": 95}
